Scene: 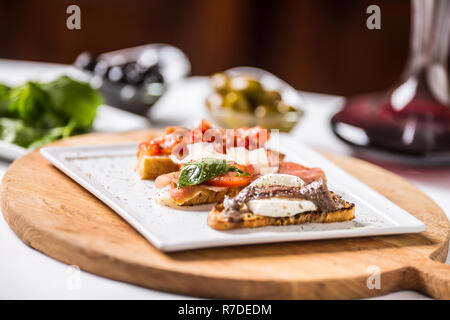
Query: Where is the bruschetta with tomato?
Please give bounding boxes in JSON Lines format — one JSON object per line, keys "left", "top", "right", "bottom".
{"left": 136, "top": 120, "right": 276, "bottom": 180}
{"left": 136, "top": 126, "right": 188, "bottom": 180}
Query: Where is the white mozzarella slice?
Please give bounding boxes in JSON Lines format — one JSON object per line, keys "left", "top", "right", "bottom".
{"left": 249, "top": 173, "right": 305, "bottom": 188}
{"left": 247, "top": 198, "right": 317, "bottom": 217}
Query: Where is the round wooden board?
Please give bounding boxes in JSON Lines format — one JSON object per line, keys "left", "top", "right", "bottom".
{"left": 1, "top": 131, "right": 450, "bottom": 299}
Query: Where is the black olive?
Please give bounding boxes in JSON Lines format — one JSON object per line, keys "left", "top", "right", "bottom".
{"left": 123, "top": 63, "right": 145, "bottom": 85}
{"left": 94, "top": 60, "right": 109, "bottom": 77}
{"left": 108, "top": 66, "right": 124, "bottom": 82}
{"left": 74, "top": 52, "right": 97, "bottom": 72}
{"left": 144, "top": 66, "right": 164, "bottom": 84}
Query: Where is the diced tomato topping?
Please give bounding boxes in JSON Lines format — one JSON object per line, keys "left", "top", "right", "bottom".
{"left": 225, "top": 126, "right": 269, "bottom": 150}
{"left": 198, "top": 119, "right": 213, "bottom": 133}
{"left": 150, "top": 141, "right": 163, "bottom": 155}
{"left": 202, "top": 127, "right": 221, "bottom": 144}
{"left": 137, "top": 142, "right": 146, "bottom": 158}
{"left": 138, "top": 130, "right": 185, "bottom": 156}
{"left": 137, "top": 120, "right": 271, "bottom": 158}
{"left": 165, "top": 126, "right": 179, "bottom": 134}
{"left": 187, "top": 128, "right": 203, "bottom": 144}
{"left": 137, "top": 141, "right": 162, "bottom": 157}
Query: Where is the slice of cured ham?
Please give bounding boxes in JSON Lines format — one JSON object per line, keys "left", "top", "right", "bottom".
{"left": 278, "top": 162, "right": 326, "bottom": 185}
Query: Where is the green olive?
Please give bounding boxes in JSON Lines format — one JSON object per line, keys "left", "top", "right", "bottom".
{"left": 252, "top": 90, "right": 281, "bottom": 110}
{"left": 266, "top": 90, "right": 282, "bottom": 101}
{"left": 210, "top": 73, "right": 229, "bottom": 94}
{"left": 265, "top": 90, "right": 282, "bottom": 105}
{"left": 277, "top": 102, "right": 297, "bottom": 114}
{"left": 229, "top": 76, "right": 264, "bottom": 96}
{"left": 223, "top": 91, "right": 251, "bottom": 112}
{"left": 206, "top": 93, "right": 224, "bottom": 110}
{"left": 254, "top": 104, "right": 276, "bottom": 118}
{"left": 208, "top": 72, "right": 300, "bottom": 123}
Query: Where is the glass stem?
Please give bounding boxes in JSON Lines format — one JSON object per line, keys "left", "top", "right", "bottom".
{"left": 402, "top": 0, "right": 450, "bottom": 104}
{"left": 411, "top": 0, "right": 449, "bottom": 67}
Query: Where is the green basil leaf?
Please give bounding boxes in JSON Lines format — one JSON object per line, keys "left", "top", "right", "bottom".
{"left": 177, "top": 158, "right": 251, "bottom": 188}
{"left": 42, "top": 76, "right": 102, "bottom": 131}
{"left": 229, "top": 166, "right": 250, "bottom": 176}
{"left": 177, "top": 158, "right": 229, "bottom": 188}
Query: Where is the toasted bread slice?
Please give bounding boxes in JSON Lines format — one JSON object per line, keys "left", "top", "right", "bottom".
{"left": 136, "top": 154, "right": 179, "bottom": 180}
{"left": 155, "top": 186, "right": 243, "bottom": 207}
{"left": 208, "top": 193, "right": 355, "bottom": 230}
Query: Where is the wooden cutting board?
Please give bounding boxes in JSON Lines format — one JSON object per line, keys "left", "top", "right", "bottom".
{"left": 1, "top": 131, "right": 449, "bottom": 299}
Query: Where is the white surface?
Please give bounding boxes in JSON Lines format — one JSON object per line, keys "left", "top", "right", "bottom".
{"left": 0, "top": 60, "right": 448, "bottom": 299}
{"left": 0, "top": 141, "right": 27, "bottom": 161}
{"left": 40, "top": 138, "right": 424, "bottom": 252}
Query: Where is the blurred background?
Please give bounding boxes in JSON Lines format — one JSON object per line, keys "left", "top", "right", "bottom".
{"left": 0, "top": 0, "right": 418, "bottom": 96}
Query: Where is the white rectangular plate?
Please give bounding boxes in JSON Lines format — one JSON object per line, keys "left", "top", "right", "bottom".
{"left": 40, "top": 135, "right": 425, "bottom": 252}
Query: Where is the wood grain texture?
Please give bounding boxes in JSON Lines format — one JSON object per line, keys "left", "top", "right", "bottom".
{"left": 1, "top": 130, "right": 449, "bottom": 299}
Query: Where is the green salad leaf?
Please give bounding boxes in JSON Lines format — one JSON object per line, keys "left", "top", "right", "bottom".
{"left": 0, "top": 76, "right": 102, "bottom": 149}
{"left": 8, "top": 82, "right": 64, "bottom": 129}
{"left": 177, "top": 158, "right": 249, "bottom": 189}
{"left": 0, "top": 118, "right": 44, "bottom": 147}
{"left": 0, "top": 118, "right": 76, "bottom": 149}
{"left": 43, "top": 76, "right": 102, "bottom": 131}
{"left": 0, "top": 83, "right": 11, "bottom": 116}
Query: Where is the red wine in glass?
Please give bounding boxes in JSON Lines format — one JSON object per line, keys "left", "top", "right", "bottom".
{"left": 331, "top": 0, "right": 450, "bottom": 163}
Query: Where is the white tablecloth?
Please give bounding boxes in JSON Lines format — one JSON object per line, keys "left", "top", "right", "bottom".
{"left": 0, "top": 60, "right": 448, "bottom": 300}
